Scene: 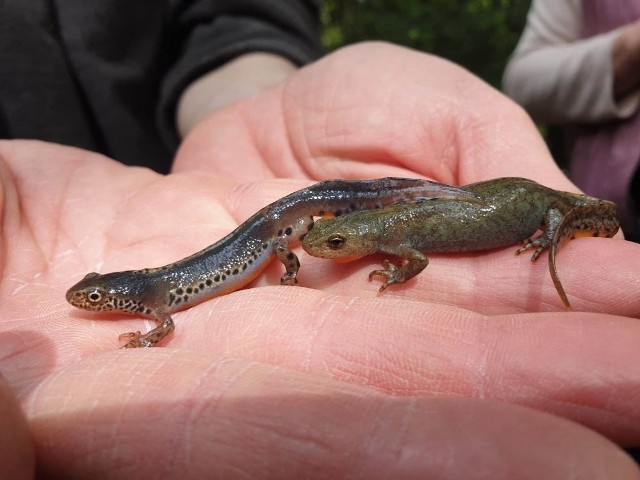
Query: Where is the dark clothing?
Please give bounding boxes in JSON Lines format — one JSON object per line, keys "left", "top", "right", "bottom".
{"left": 0, "top": 1, "right": 322, "bottom": 172}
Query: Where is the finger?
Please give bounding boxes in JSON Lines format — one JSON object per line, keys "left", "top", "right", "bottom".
{"left": 163, "top": 287, "right": 640, "bottom": 445}
{"left": 29, "top": 354, "right": 639, "bottom": 479}
{"left": 176, "top": 43, "right": 574, "bottom": 190}
{"left": 0, "top": 375, "right": 34, "bottom": 480}
{"left": 176, "top": 43, "right": 575, "bottom": 190}
{"left": 296, "top": 236, "right": 640, "bottom": 317}
{"left": 284, "top": 42, "right": 567, "bottom": 187}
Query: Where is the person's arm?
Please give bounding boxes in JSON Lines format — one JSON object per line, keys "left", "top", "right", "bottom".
{"left": 176, "top": 53, "right": 297, "bottom": 137}
{"left": 503, "top": 0, "right": 640, "bottom": 124}
{"left": 158, "top": 0, "right": 322, "bottom": 150}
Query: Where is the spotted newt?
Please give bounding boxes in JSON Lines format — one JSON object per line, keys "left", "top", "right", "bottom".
{"left": 301, "top": 177, "right": 619, "bottom": 308}
{"left": 66, "top": 177, "right": 479, "bottom": 347}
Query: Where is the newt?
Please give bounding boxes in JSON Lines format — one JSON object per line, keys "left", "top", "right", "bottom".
{"left": 301, "top": 177, "right": 620, "bottom": 308}
{"left": 66, "top": 177, "right": 479, "bottom": 347}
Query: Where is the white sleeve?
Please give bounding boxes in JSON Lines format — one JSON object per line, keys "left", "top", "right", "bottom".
{"left": 502, "top": 0, "right": 640, "bottom": 124}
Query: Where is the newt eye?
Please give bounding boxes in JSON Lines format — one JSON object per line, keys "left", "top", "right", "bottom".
{"left": 327, "top": 235, "right": 346, "bottom": 250}
{"left": 87, "top": 289, "right": 104, "bottom": 304}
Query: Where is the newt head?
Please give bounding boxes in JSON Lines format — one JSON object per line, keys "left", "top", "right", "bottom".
{"left": 66, "top": 271, "right": 154, "bottom": 316}
{"left": 301, "top": 215, "right": 378, "bottom": 260}
{"left": 66, "top": 272, "right": 117, "bottom": 312}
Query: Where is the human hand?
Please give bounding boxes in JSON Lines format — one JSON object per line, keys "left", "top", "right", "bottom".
{"left": 1, "top": 42, "right": 639, "bottom": 477}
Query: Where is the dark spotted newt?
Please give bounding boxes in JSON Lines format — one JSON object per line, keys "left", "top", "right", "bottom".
{"left": 66, "top": 177, "right": 477, "bottom": 347}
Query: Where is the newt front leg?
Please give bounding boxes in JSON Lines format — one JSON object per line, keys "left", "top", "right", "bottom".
{"left": 119, "top": 308, "right": 175, "bottom": 348}
{"left": 368, "top": 247, "right": 429, "bottom": 291}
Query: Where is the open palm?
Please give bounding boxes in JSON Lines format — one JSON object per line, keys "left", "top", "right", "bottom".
{"left": 2, "top": 43, "right": 639, "bottom": 479}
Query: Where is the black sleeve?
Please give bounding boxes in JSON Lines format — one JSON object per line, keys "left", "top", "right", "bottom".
{"left": 158, "top": 0, "right": 323, "bottom": 148}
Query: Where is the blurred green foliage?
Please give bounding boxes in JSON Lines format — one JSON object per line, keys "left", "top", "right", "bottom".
{"left": 321, "top": 0, "right": 532, "bottom": 88}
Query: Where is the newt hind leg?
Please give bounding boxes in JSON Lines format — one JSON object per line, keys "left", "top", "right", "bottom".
{"left": 515, "top": 208, "right": 563, "bottom": 261}
{"left": 514, "top": 208, "right": 571, "bottom": 308}
{"left": 275, "top": 216, "right": 315, "bottom": 286}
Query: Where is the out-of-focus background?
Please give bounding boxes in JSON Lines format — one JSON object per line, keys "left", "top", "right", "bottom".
{"left": 320, "top": 0, "right": 531, "bottom": 89}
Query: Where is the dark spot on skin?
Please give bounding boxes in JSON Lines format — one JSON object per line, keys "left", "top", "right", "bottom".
{"left": 248, "top": 259, "right": 254, "bottom": 264}
{"left": 287, "top": 253, "right": 295, "bottom": 260}
{"left": 175, "top": 298, "right": 182, "bottom": 305}
{"left": 262, "top": 243, "right": 269, "bottom": 250}
{"left": 145, "top": 308, "right": 152, "bottom": 315}
{"left": 284, "top": 227, "right": 293, "bottom": 236}
{"left": 221, "top": 275, "right": 226, "bottom": 281}
{"left": 206, "top": 279, "right": 213, "bottom": 286}
{"left": 176, "top": 288, "right": 184, "bottom": 295}
{"left": 169, "top": 293, "right": 176, "bottom": 305}
{"left": 242, "top": 263, "right": 248, "bottom": 271}
{"left": 183, "top": 295, "right": 189, "bottom": 302}
{"left": 193, "top": 288, "right": 199, "bottom": 294}
{"left": 199, "top": 283, "right": 205, "bottom": 289}
{"left": 186, "top": 287, "right": 193, "bottom": 294}
{"left": 232, "top": 268, "right": 239, "bottom": 275}
{"left": 225, "top": 269, "right": 231, "bottom": 275}
{"left": 277, "top": 229, "right": 283, "bottom": 236}
{"left": 213, "top": 275, "right": 220, "bottom": 282}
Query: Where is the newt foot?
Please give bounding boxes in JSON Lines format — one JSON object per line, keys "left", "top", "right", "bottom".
{"left": 118, "top": 331, "right": 153, "bottom": 349}
{"left": 515, "top": 236, "right": 551, "bottom": 261}
{"left": 369, "top": 260, "right": 404, "bottom": 292}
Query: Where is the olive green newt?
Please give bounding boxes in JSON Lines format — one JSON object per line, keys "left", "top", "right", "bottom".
{"left": 66, "top": 177, "right": 479, "bottom": 348}
{"left": 301, "top": 177, "right": 620, "bottom": 308}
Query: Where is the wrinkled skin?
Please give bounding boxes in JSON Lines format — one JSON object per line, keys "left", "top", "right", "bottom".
{"left": 1, "top": 43, "right": 639, "bottom": 479}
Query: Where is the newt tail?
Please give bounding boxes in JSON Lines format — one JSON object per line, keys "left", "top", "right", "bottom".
{"left": 548, "top": 202, "right": 620, "bottom": 308}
